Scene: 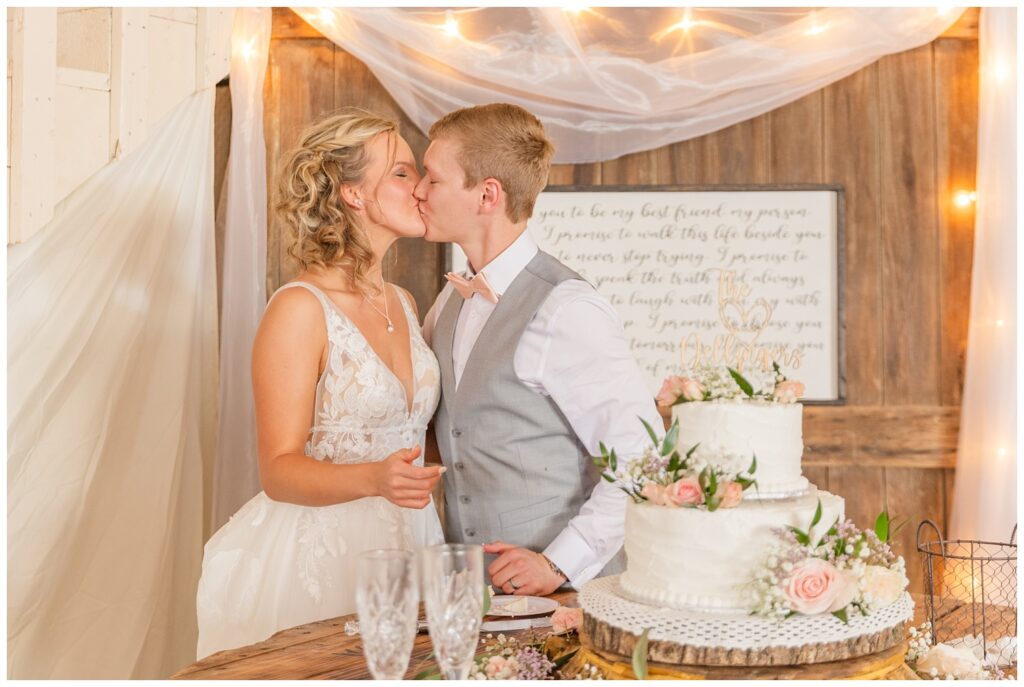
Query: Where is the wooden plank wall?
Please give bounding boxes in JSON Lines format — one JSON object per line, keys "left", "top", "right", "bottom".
{"left": 264, "top": 9, "right": 979, "bottom": 592}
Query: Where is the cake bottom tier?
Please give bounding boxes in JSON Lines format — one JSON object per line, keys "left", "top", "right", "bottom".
{"left": 620, "top": 489, "right": 845, "bottom": 612}
{"left": 579, "top": 576, "right": 914, "bottom": 666}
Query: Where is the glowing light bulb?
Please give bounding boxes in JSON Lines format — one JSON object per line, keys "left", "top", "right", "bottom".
{"left": 318, "top": 9, "right": 335, "bottom": 26}
{"left": 996, "top": 319, "right": 1005, "bottom": 327}
{"left": 238, "top": 37, "right": 256, "bottom": 62}
{"left": 442, "top": 10, "right": 461, "bottom": 38}
{"left": 991, "top": 59, "right": 1010, "bottom": 83}
{"left": 806, "top": 22, "right": 827, "bottom": 36}
{"left": 954, "top": 190, "right": 976, "bottom": 207}
{"left": 998, "top": 448, "right": 1007, "bottom": 457}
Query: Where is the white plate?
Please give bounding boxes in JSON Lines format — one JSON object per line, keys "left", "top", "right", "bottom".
{"left": 487, "top": 595, "right": 560, "bottom": 617}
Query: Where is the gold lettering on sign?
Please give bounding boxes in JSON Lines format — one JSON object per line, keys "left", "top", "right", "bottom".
{"left": 680, "top": 269, "right": 804, "bottom": 373}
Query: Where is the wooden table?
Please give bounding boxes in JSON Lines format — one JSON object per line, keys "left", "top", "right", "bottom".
{"left": 173, "top": 592, "right": 928, "bottom": 680}
{"left": 172, "top": 591, "right": 576, "bottom": 680}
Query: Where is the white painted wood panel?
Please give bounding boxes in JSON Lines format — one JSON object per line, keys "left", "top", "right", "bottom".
{"left": 8, "top": 7, "right": 233, "bottom": 244}
{"left": 147, "top": 16, "right": 195, "bottom": 132}
{"left": 55, "top": 84, "right": 110, "bottom": 201}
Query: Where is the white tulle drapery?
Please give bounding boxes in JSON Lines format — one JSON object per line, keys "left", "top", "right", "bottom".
{"left": 291, "top": 7, "right": 965, "bottom": 163}
{"left": 212, "top": 7, "right": 272, "bottom": 533}
{"left": 7, "top": 89, "right": 217, "bottom": 678}
{"left": 949, "top": 8, "right": 1017, "bottom": 543}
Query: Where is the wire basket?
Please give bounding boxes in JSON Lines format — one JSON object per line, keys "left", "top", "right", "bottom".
{"left": 917, "top": 520, "right": 1017, "bottom": 669}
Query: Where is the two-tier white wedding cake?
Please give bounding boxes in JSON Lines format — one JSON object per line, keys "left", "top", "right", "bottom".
{"left": 582, "top": 367, "right": 912, "bottom": 666}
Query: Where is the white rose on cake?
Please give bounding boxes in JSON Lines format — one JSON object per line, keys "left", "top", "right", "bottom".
{"left": 860, "top": 564, "right": 907, "bottom": 610}
{"left": 915, "top": 643, "right": 985, "bottom": 679}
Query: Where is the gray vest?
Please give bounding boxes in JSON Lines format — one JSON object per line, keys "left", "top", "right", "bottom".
{"left": 432, "top": 250, "right": 622, "bottom": 580}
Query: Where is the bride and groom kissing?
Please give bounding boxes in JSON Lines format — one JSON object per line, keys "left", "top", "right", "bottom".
{"left": 195, "top": 103, "right": 662, "bottom": 659}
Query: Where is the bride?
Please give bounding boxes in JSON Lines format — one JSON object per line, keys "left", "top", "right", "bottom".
{"left": 196, "top": 108, "right": 445, "bottom": 659}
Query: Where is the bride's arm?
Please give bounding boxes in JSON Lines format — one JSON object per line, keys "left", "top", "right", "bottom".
{"left": 252, "top": 288, "right": 443, "bottom": 508}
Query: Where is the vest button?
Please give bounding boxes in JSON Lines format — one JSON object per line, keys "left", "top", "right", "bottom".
{"left": 451, "top": 428, "right": 463, "bottom": 438}
{"left": 454, "top": 462, "right": 465, "bottom": 471}
{"left": 465, "top": 528, "right": 476, "bottom": 537}
{"left": 460, "top": 495, "right": 471, "bottom": 504}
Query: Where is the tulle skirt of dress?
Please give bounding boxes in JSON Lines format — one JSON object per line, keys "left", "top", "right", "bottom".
{"left": 195, "top": 490, "right": 444, "bottom": 660}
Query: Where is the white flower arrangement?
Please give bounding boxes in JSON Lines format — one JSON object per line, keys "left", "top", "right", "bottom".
{"left": 594, "top": 418, "right": 757, "bottom": 511}
{"left": 749, "top": 504, "right": 908, "bottom": 623}
{"left": 656, "top": 363, "right": 805, "bottom": 406}
{"left": 906, "top": 623, "right": 1009, "bottom": 680}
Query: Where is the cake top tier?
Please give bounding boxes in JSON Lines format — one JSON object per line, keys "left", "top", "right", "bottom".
{"left": 656, "top": 364, "right": 805, "bottom": 407}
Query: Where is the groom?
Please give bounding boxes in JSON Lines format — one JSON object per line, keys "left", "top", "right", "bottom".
{"left": 416, "top": 103, "right": 661, "bottom": 595}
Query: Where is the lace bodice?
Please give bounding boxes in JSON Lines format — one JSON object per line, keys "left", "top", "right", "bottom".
{"left": 273, "top": 281, "right": 441, "bottom": 465}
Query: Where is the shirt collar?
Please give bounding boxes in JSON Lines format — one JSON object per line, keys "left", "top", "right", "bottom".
{"left": 466, "top": 231, "right": 538, "bottom": 297}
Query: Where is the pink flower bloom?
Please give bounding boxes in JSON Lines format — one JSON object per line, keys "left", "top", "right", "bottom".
{"left": 656, "top": 376, "right": 687, "bottom": 406}
{"left": 773, "top": 380, "right": 806, "bottom": 403}
{"left": 484, "top": 655, "right": 517, "bottom": 679}
{"left": 717, "top": 481, "right": 744, "bottom": 508}
{"left": 640, "top": 482, "right": 672, "bottom": 506}
{"left": 784, "top": 558, "right": 856, "bottom": 615}
{"left": 550, "top": 606, "right": 583, "bottom": 634}
{"left": 668, "top": 477, "right": 704, "bottom": 507}
{"left": 679, "top": 378, "right": 706, "bottom": 402}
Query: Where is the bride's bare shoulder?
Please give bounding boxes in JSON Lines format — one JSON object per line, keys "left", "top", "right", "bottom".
{"left": 259, "top": 282, "right": 327, "bottom": 340}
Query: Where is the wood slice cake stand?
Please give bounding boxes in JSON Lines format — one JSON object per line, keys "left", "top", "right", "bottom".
{"left": 565, "top": 576, "right": 916, "bottom": 680}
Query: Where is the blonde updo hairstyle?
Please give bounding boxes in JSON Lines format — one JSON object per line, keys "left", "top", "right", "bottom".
{"left": 276, "top": 107, "right": 398, "bottom": 297}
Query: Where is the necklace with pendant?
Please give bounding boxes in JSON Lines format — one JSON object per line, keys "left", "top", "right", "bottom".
{"left": 364, "top": 278, "right": 395, "bottom": 333}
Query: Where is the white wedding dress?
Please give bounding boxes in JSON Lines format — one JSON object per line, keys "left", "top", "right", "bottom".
{"left": 196, "top": 281, "right": 444, "bottom": 660}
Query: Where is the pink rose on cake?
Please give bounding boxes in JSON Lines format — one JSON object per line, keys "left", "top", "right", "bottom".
{"left": 784, "top": 558, "right": 856, "bottom": 615}
{"left": 667, "top": 477, "right": 704, "bottom": 507}
{"left": 640, "top": 482, "right": 671, "bottom": 506}
{"left": 773, "top": 380, "right": 805, "bottom": 403}
{"left": 655, "top": 376, "right": 687, "bottom": 406}
{"left": 715, "top": 481, "right": 744, "bottom": 509}
{"left": 655, "top": 376, "right": 705, "bottom": 405}
{"left": 550, "top": 606, "right": 583, "bottom": 634}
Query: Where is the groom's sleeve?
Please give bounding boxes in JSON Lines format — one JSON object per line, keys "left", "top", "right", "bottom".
{"left": 530, "top": 286, "right": 662, "bottom": 588}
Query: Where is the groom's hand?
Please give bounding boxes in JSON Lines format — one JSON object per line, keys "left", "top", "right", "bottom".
{"left": 485, "top": 541, "right": 566, "bottom": 596}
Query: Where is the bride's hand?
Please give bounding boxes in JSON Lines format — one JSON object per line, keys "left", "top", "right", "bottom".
{"left": 373, "top": 446, "right": 445, "bottom": 509}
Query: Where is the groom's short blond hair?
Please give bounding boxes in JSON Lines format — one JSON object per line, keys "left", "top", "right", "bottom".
{"left": 429, "top": 103, "right": 554, "bottom": 223}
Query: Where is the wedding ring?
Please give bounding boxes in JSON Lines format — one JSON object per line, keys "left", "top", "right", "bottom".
{"left": 509, "top": 580, "right": 521, "bottom": 590}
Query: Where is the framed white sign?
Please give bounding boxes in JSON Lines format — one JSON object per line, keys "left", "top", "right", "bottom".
{"left": 450, "top": 186, "right": 844, "bottom": 402}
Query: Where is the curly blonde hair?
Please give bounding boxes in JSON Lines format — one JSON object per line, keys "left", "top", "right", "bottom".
{"left": 276, "top": 107, "right": 398, "bottom": 297}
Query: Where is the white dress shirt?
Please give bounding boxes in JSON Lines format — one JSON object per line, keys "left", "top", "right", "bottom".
{"left": 423, "top": 231, "right": 662, "bottom": 587}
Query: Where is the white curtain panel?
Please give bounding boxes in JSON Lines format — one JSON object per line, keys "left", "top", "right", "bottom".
{"left": 292, "top": 7, "right": 964, "bottom": 163}
{"left": 950, "top": 8, "right": 1017, "bottom": 542}
{"left": 212, "top": 7, "right": 272, "bottom": 533}
{"left": 7, "top": 89, "right": 217, "bottom": 678}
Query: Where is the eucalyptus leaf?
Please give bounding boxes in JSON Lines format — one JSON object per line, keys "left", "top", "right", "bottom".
{"left": 773, "top": 361, "right": 782, "bottom": 375}
{"left": 601, "top": 473, "right": 616, "bottom": 483}
{"left": 413, "top": 668, "right": 442, "bottom": 680}
{"left": 831, "top": 608, "right": 849, "bottom": 625}
{"left": 874, "top": 510, "right": 890, "bottom": 542}
{"left": 639, "top": 416, "right": 660, "bottom": 446}
{"left": 482, "top": 585, "right": 491, "bottom": 616}
{"left": 747, "top": 454, "right": 758, "bottom": 475}
{"left": 610, "top": 449, "right": 618, "bottom": 472}
{"left": 810, "top": 499, "right": 823, "bottom": 528}
{"left": 706, "top": 495, "right": 720, "bottom": 512}
{"left": 787, "top": 525, "right": 810, "bottom": 546}
{"left": 685, "top": 442, "right": 700, "bottom": 460}
{"left": 727, "top": 367, "right": 755, "bottom": 397}
{"left": 660, "top": 422, "right": 680, "bottom": 457}
{"left": 632, "top": 628, "right": 650, "bottom": 680}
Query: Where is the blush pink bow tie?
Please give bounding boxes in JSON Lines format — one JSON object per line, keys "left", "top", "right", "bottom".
{"left": 445, "top": 271, "right": 499, "bottom": 304}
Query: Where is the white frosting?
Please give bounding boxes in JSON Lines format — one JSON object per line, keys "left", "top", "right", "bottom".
{"left": 620, "top": 489, "right": 846, "bottom": 612}
{"left": 672, "top": 400, "right": 807, "bottom": 497}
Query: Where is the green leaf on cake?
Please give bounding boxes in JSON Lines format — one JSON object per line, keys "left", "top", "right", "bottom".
{"left": 609, "top": 449, "right": 618, "bottom": 472}
{"left": 601, "top": 473, "right": 616, "bottom": 483}
{"left": 810, "top": 499, "right": 823, "bottom": 529}
{"left": 874, "top": 510, "right": 890, "bottom": 542}
{"left": 831, "top": 608, "right": 850, "bottom": 625}
{"left": 772, "top": 361, "right": 782, "bottom": 376}
{"left": 685, "top": 442, "right": 700, "bottom": 461}
{"left": 788, "top": 525, "right": 810, "bottom": 546}
{"left": 727, "top": 367, "right": 755, "bottom": 397}
{"left": 632, "top": 628, "right": 650, "bottom": 680}
{"left": 482, "top": 585, "right": 492, "bottom": 616}
{"left": 747, "top": 454, "right": 758, "bottom": 475}
{"left": 413, "top": 667, "right": 442, "bottom": 680}
{"left": 660, "top": 422, "right": 679, "bottom": 456}
{"left": 666, "top": 451, "right": 682, "bottom": 475}
{"left": 639, "top": 416, "right": 660, "bottom": 446}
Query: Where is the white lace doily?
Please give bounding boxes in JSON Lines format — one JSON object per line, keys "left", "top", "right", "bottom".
{"left": 580, "top": 576, "right": 914, "bottom": 651}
